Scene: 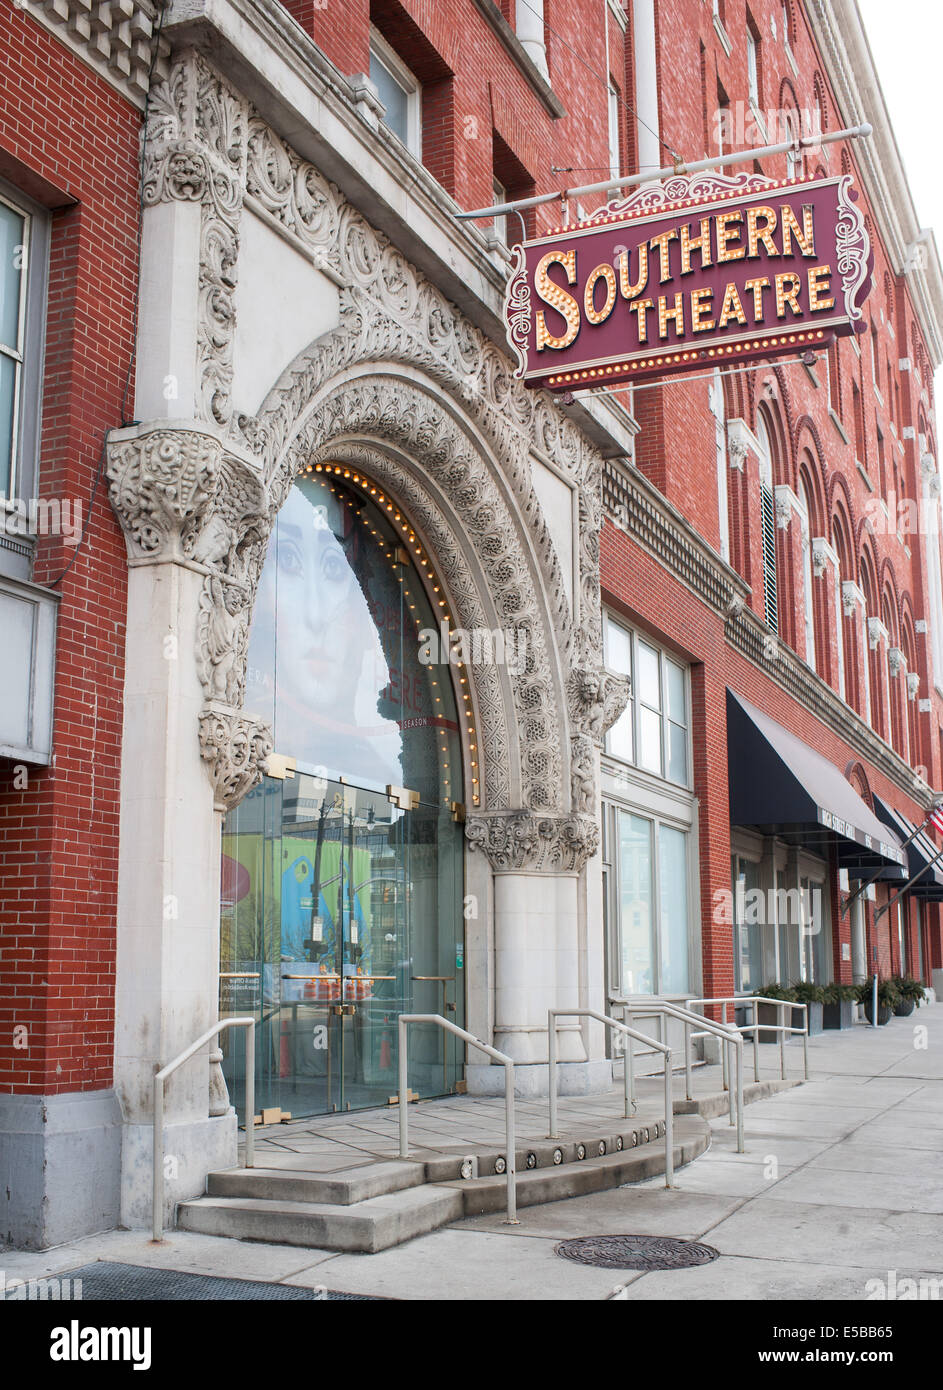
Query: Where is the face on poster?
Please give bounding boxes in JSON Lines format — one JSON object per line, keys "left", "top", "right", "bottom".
{"left": 245, "top": 476, "right": 407, "bottom": 787}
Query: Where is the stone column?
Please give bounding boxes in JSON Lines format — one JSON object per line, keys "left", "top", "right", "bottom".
{"left": 107, "top": 421, "right": 273, "bottom": 1228}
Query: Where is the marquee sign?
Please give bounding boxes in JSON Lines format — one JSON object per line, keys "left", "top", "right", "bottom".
{"left": 504, "top": 170, "right": 872, "bottom": 390}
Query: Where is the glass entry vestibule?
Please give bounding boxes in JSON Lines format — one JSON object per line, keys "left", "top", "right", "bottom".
{"left": 219, "top": 468, "right": 467, "bottom": 1118}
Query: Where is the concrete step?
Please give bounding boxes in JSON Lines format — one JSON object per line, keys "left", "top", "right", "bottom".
{"left": 420, "top": 1115, "right": 668, "bottom": 1182}
{"left": 437, "top": 1115, "right": 710, "bottom": 1216}
{"left": 673, "top": 1078, "right": 801, "bottom": 1119}
{"left": 178, "top": 1184, "right": 464, "bottom": 1254}
{"left": 206, "top": 1159, "right": 425, "bottom": 1206}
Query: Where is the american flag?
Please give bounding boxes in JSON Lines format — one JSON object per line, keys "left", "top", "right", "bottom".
{"left": 929, "top": 804, "right": 943, "bottom": 838}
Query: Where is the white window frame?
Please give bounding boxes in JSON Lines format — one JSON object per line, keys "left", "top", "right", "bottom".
{"left": 0, "top": 181, "right": 49, "bottom": 581}
{"left": 603, "top": 612, "right": 692, "bottom": 790}
{"left": 1, "top": 190, "right": 30, "bottom": 500}
{"left": 369, "top": 28, "right": 422, "bottom": 158}
{"left": 604, "top": 797, "right": 696, "bottom": 1000}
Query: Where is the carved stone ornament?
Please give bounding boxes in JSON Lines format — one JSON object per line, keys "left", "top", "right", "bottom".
{"left": 566, "top": 666, "right": 631, "bottom": 744}
{"left": 727, "top": 436, "right": 748, "bottom": 471}
{"left": 907, "top": 672, "right": 920, "bottom": 701}
{"left": 198, "top": 705, "right": 274, "bottom": 812}
{"left": 107, "top": 426, "right": 226, "bottom": 561}
{"left": 887, "top": 647, "right": 904, "bottom": 678}
{"left": 465, "top": 810, "right": 600, "bottom": 873}
{"left": 110, "top": 51, "right": 611, "bottom": 848}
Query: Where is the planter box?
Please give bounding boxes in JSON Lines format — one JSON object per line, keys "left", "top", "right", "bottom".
{"left": 823, "top": 999, "right": 855, "bottom": 1030}
{"left": 893, "top": 997, "right": 915, "bottom": 1017}
{"left": 803, "top": 1001, "right": 824, "bottom": 1035}
{"left": 863, "top": 1000, "right": 893, "bottom": 1025}
{"left": 755, "top": 1001, "right": 821, "bottom": 1041}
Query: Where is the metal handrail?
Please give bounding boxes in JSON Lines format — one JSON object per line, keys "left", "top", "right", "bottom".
{"left": 686, "top": 995, "right": 810, "bottom": 1084}
{"left": 611, "top": 996, "right": 745, "bottom": 1153}
{"left": 398, "top": 1014, "right": 519, "bottom": 1223}
{"left": 153, "top": 1016, "right": 255, "bottom": 1242}
{"left": 548, "top": 1009, "right": 675, "bottom": 1188}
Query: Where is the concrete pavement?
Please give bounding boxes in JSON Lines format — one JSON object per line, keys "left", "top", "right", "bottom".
{"left": 2, "top": 1004, "right": 941, "bottom": 1300}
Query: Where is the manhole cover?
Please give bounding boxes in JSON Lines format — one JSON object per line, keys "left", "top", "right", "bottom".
{"left": 554, "top": 1235, "right": 719, "bottom": 1271}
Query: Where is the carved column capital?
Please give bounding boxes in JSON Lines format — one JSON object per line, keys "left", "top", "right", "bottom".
{"left": 107, "top": 423, "right": 225, "bottom": 562}
{"left": 198, "top": 704, "right": 274, "bottom": 812}
{"left": 465, "top": 810, "right": 599, "bottom": 874}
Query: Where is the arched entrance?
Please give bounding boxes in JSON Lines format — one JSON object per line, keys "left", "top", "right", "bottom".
{"left": 219, "top": 466, "right": 467, "bottom": 1116}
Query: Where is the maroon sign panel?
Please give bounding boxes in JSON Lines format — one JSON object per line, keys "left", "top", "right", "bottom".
{"left": 504, "top": 170, "right": 872, "bottom": 391}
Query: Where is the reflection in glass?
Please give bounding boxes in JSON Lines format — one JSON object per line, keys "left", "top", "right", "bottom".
{"left": 619, "top": 811, "right": 654, "bottom": 993}
{"left": 221, "top": 474, "right": 465, "bottom": 1118}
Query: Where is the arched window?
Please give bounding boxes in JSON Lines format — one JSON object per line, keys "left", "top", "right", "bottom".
{"left": 797, "top": 478, "right": 816, "bottom": 670}
{"left": 832, "top": 508, "right": 855, "bottom": 707}
{"left": 860, "top": 547, "right": 880, "bottom": 732}
{"left": 756, "top": 410, "right": 779, "bottom": 632}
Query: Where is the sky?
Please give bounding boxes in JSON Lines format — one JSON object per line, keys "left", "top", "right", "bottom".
{"left": 855, "top": 0, "right": 943, "bottom": 420}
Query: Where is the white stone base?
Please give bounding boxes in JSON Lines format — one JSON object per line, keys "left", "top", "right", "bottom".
{"left": 120, "top": 1111, "right": 238, "bottom": 1231}
{"left": 0, "top": 1090, "right": 122, "bottom": 1249}
{"left": 464, "top": 1059, "right": 613, "bottom": 1099}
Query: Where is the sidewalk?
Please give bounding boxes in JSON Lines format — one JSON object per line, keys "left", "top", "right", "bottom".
{"left": 3, "top": 1006, "right": 941, "bottom": 1300}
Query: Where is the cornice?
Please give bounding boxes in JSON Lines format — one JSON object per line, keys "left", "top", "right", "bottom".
{"left": 19, "top": 0, "right": 171, "bottom": 109}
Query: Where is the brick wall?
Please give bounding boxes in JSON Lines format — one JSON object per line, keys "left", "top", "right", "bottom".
{"left": 0, "top": 0, "right": 138, "bottom": 1095}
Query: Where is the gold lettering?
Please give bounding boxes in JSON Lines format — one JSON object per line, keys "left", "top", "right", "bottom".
{"left": 718, "top": 283, "right": 748, "bottom": 328}
{"left": 618, "top": 244, "right": 649, "bottom": 299}
{"left": 746, "top": 205, "right": 778, "bottom": 259}
{"left": 781, "top": 203, "right": 816, "bottom": 257}
{"left": 584, "top": 263, "right": 618, "bottom": 325}
{"left": 775, "top": 271, "right": 803, "bottom": 318}
{"left": 744, "top": 276, "right": 772, "bottom": 319}
{"left": 535, "top": 249, "right": 580, "bottom": 351}
{"left": 629, "top": 297, "right": 655, "bottom": 343}
{"left": 658, "top": 292, "right": 685, "bottom": 340}
{"left": 680, "top": 218, "right": 713, "bottom": 275}
{"left": 807, "top": 264, "right": 834, "bottom": 311}
{"left": 716, "top": 211, "right": 745, "bottom": 263}
{"left": 649, "top": 227, "right": 679, "bottom": 283}
{"left": 690, "top": 286, "right": 715, "bottom": 332}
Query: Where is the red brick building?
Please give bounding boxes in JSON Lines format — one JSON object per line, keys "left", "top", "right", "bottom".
{"left": 1, "top": 0, "right": 941, "bottom": 1248}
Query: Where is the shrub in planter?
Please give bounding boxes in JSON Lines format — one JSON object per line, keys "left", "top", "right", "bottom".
{"left": 791, "top": 981, "right": 826, "bottom": 1035}
{"left": 857, "top": 976, "right": 900, "bottom": 1026}
{"left": 890, "top": 976, "right": 926, "bottom": 1017}
{"left": 753, "top": 984, "right": 797, "bottom": 1043}
{"left": 822, "top": 983, "right": 858, "bottom": 1030}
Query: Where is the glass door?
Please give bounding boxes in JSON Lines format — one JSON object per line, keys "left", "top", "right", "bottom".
{"left": 219, "top": 772, "right": 465, "bottom": 1118}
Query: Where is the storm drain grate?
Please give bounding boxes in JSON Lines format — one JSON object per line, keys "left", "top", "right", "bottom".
{"left": 554, "top": 1235, "right": 719, "bottom": 1271}
{"left": 32, "top": 1262, "right": 382, "bottom": 1301}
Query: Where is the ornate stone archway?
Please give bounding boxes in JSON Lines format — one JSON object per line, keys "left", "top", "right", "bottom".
{"left": 105, "top": 50, "right": 629, "bottom": 1223}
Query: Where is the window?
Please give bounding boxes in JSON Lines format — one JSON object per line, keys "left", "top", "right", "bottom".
{"left": 0, "top": 183, "right": 48, "bottom": 577}
{"left": 369, "top": 29, "right": 422, "bottom": 156}
{"left": 516, "top": 0, "right": 549, "bottom": 81}
{"left": 710, "top": 369, "right": 730, "bottom": 560}
{"left": 1, "top": 194, "right": 29, "bottom": 498}
{"left": 798, "top": 482, "right": 816, "bottom": 670}
{"left": 756, "top": 412, "right": 779, "bottom": 632}
{"left": 604, "top": 614, "right": 690, "bottom": 787}
{"left": 612, "top": 806, "right": 690, "bottom": 995}
{"left": 746, "top": 20, "right": 760, "bottom": 110}
{"left": 492, "top": 177, "right": 508, "bottom": 249}
{"left": 608, "top": 84, "right": 621, "bottom": 188}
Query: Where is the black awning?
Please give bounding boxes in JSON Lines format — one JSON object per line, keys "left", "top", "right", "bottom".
{"left": 874, "top": 797, "right": 943, "bottom": 901}
{"left": 727, "top": 691, "right": 906, "bottom": 873}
